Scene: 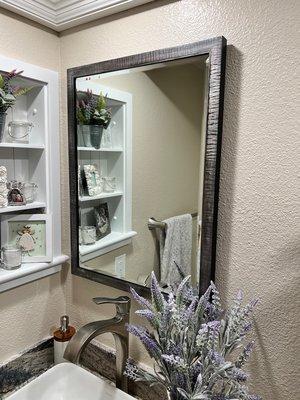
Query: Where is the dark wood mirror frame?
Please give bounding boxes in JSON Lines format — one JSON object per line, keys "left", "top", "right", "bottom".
{"left": 68, "top": 36, "right": 227, "bottom": 296}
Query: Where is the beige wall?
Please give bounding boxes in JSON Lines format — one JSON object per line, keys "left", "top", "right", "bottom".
{"left": 60, "top": 1, "right": 300, "bottom": 400}
{"left": 0, "top": 1, "right": 298, "bottom": 400}
{"left": 80, "top": 63, "right": 204, "bottom": 284}
{"left": 0, "top": 10, "right": 65, "bottom": 362}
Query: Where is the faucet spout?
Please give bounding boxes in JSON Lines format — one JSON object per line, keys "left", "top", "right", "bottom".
{"left": 63, "top": 296, "right": 130, "bottom": 393}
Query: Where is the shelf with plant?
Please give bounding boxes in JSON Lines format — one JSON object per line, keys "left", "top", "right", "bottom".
{"left": 0, "top": 69, "right": 32, "bottom": 142}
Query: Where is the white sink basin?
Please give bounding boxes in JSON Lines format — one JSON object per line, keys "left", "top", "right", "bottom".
{"left": 8, "top": 363, "right": 135, "bottom": 400}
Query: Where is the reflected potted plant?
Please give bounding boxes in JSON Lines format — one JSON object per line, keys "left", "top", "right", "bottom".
{"left": 76, "top": 90, "right": 111, "bottom": 149}
{"left": 0, "top": 69, "right": 31, "bottom": 142}
{"left": 125, "top": 273, "right": 261, "bottom": 400}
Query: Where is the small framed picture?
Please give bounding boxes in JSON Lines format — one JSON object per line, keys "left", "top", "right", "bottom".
{"left": 94, "top": 203, "right": 111, "bottom": 239}
{"left": 83, "top": 164, "right": 102, "bottom": 197}
{"left": 1, "top": 214, "right": 52, "bottom": 263}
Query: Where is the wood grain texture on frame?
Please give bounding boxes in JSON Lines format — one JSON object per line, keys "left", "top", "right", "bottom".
{"left": 67, "top": 37, "right": 227, "bottom": 296}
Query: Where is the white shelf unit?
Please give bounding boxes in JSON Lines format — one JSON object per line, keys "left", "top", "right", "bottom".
{"left": 76, "top": 80, "right": 136, "bottom": 260}
{"left": 0, "top": 54, "right": 67, "bottom": 292}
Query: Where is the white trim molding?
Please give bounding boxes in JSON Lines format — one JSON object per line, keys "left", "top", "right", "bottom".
{"left": 0, "top": 0, "right": 155, "bottom": 31}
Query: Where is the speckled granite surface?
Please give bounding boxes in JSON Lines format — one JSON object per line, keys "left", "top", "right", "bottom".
{"left": 0, "top": 338, "right": 53, "bottom": 398}
{"left": 0, "top": 339, "right": 167, "bottom": 400}
{"left": 81, "top": 341, "right": 167, "bottom": 400}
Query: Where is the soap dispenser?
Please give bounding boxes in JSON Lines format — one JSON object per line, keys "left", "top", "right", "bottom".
{"left": 53, "top": 315, "right": 76, "bottom": 364}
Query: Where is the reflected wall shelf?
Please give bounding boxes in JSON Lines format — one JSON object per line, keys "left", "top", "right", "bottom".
{"left": 80, "top": 231, "right": 137, "bottom": 262}
{"left": 77, "top": 146, "right": 123, "bottom": 152}
{"left": 0, "top": 53, "right": 64, "bottom": 292}
{"left": 77, "top": 80, "right": 134, "bottom": 258}
{"left": 79, "top": 191, "right": 123, "bottom": 202}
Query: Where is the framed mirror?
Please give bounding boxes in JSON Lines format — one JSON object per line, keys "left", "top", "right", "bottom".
{"left": 68, "top": 37, "right": 226, "bottom": 295}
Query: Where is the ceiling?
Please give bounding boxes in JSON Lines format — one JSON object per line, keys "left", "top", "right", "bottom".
{"left": 0, "top": 0, "right": 155, "bottom": 32}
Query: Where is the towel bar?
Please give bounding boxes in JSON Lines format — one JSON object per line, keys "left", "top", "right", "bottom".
{"left": 148, "top": 212, "right": 198, "bottom": 231}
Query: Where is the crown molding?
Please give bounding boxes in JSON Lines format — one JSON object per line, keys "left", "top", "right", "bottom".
{"left": 0, "top": 0, "right": 154, "bottom": 31}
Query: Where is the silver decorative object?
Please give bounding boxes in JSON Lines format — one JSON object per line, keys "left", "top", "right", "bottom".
{"left": 83, "top": 164, "right": 102, "bottom": 197}
{"left": 0, "top": 166, "right": 8, "bottom": 207}
{"left": 81, "top": 226, "right": 96, "bottom": 245}
{"left": 0, "top": 112, "right": 7, "bottom": 142}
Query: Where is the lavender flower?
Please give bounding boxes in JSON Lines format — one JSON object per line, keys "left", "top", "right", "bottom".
{"left": 130, "top": 287, "right": 152, "bottom": 310}
{"left": 161, "top": 355, "right": 188, "bottom": 372}
{"left": 126, "top": 324, "right": 161, "bottom": 359}
{"left": 135, "top": 309, "right": 160, "bottom": 330}
{"left": 126, "top": 273, "right": 260, "bottom": 400}
{"left": 231, "top": 367, "right": 248, "bottom": 382}
{"left": 151, "top": 271, "right": 166, "bottom": 312}
{"left": 235, "top": 341, "right": 255, "bottom": 368}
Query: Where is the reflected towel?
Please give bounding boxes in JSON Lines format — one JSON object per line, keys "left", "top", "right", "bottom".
{"left": 160, "top": 214, "right": 192, "bottom": 288}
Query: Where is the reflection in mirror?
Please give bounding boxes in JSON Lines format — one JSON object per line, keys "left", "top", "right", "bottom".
{"left": 76, "top": 55, "right": 209, "bottom": 292}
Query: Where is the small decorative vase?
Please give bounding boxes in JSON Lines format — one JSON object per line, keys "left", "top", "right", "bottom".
{"left": 0, "top": 112, "right": 7, "bottom": 142}
{"left": 78, "top": 125, "right": 92, "bottom": 147}
{"left": 90, "top": 125, "right": 104, "bottom": 149}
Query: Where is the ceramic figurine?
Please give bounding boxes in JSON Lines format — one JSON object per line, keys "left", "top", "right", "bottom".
{"left": 0, "top": 166, "right": 8, "bottom": 207}
{"left": 17, "top": 225, "right": 36, "bottom": 252}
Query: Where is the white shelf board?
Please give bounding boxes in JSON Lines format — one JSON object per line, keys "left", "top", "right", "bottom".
{"left": 77, "top": 147, "right": 123, "bottom": 152}
{"left": 0, "top": 254, "right": 69, "bottom": 293}
{"left": 0, "top": 143, "right": 45, "bottom": 150}
{"left": 79, "top": 191, "right": 123, "bottom": 202}
{"left": 0, "top": 202, "right": 46, "bottom": 214}
{"left": 80, "top": 231, "right": 137, "bottom": 262}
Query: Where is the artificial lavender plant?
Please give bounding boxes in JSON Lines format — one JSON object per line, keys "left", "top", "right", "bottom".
{"left": 125, "top": 273, "right": 260, "bottom": 400}
{"left": 0, "top": 69, "right": 31, "bottom": 112}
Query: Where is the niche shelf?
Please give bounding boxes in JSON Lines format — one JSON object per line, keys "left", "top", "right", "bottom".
{"left": 77, "top": 146, "right": 123, "bottom": 152}
{"left": 76, "top": 80, "right": 136, "bottom": 260}
{"left": 0, "top": 54, "right": 68, "bottom": 292}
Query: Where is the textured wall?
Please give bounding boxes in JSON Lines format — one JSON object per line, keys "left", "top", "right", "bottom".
{"left": 0, "top": 10, "right": 65, "bottom": 363}
{"left": 60, "top": 1, "right": 300, "bottom": 399}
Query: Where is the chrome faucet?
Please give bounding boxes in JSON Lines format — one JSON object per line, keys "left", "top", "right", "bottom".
{"left": 64, "top": 296, "right": 131, "bottom": 392}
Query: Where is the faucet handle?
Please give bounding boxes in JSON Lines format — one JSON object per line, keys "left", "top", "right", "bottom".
{"left": 93, "top": 296, "right": 131, "bottom": 315}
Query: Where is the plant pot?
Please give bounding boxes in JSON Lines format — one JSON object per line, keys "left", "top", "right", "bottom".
{"left": 77, "top": 125, "right": 92, "bottom": 147}
{"left": 90, "top": 125, "right": 104, "bottom": 149}
{"left": 0, "top": 112, "right": 7, "bottom": 142}
{"left": 167, "top": 389, "right": 186, "bottom": 400}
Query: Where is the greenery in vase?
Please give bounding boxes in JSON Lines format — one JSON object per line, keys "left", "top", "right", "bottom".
{"left": 76, "top": 90, "right": 111, "bottom": 128}
{"left": 125, "top": 273, "right": 261, "bottom": 400}
{"left": 0, "top": 69, "right": 32, "bottom": 113}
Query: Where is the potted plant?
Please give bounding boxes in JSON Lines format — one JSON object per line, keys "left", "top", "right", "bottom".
{"left": 125, "top": 273, "right": 261, "bottom": 400}
{"left": 90, "top": 91, "right": 111, "bottom": 149}
{"left": 0, "top": 69, "right": 31, "bottom": 142}
{"left": 76, "top": 90, "right": 111, "bottom": 149}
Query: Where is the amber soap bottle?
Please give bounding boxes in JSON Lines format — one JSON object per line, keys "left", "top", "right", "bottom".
{"left": 53, "top": 315, "right": 76, "bottom": 364}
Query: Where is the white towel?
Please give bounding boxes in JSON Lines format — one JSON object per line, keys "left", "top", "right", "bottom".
{"left": 159, "top": 214, "right": 192, "bottom": 288}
